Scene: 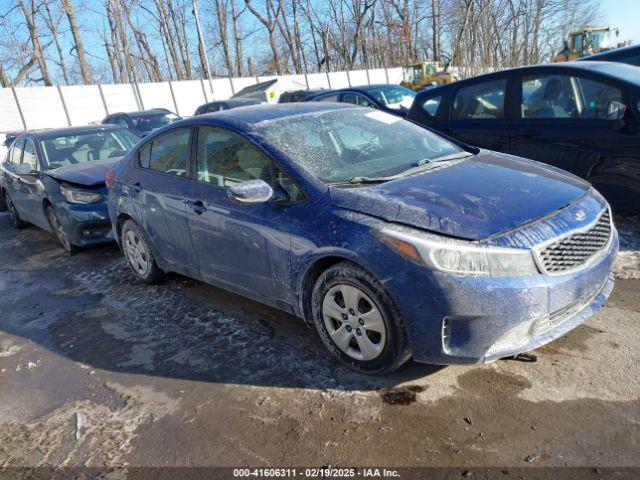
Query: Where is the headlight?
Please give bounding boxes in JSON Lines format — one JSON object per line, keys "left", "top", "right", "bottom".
{"left": 377, "top": 225, "right": 538, "bottom": 276}
{"left": 60, "top": 184, "right": 103, "bottom": 204}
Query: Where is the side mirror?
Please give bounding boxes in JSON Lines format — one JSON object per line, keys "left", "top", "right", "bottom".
{"left": 14, "top": 163, "right": 35, "bottom": 175}
{"left": 607, "top": 100, "right": 627, "bottom": 130}
{"left": 227, "top": 179, "right": 273, "bottom": 204}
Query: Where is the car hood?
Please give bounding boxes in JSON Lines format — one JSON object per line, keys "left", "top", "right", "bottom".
{"left": 329, "top": 151, "right": 590, "bottom": 240}
{"left": 45, "top": 157, "right": 121, "bottom": 187}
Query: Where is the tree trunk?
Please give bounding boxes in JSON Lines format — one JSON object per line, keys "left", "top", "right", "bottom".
{"left": 60, "top": 0, "right": 92, "bottom": 83}
{"left": 18, "top": 0, "right": 52, "bottom": 86}
{"left": 231, "top": 0, "right": 243, "bottom": 76}
{"left": 214, "top": 0, "right": 234, "bottom": 75}
{"left": 42, "top": 0, "right": 70, "bottom": 84}
{"left": 432, "top": 0, "right": 441, "bottom": 62}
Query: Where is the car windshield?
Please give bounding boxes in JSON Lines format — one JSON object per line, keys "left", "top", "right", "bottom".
{"left": 39, "top": 129, "right": 139, "bottom": 170}
{"left": 254, "top": 108, "right": 465, "bottom": 184}
{"left": 367, "top": 86, "right": 416, "bottom": 110}
{"left": 131, "top": 112, "right": 180, "bottom": 132}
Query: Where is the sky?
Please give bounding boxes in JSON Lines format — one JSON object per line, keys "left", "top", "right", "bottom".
{"left": 603, "top": 0, "right": 640, "bottom": 43}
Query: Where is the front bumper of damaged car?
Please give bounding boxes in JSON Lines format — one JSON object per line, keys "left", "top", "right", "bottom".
{"left": 378, "top": 207, "right": 618, "bottom": 365}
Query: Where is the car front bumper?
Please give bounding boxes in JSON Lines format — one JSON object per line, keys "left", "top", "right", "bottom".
{"left": 56, "top": 201, "right": 114, "bottom": 246}
{"left": 388, "top": 228, "right": 618, "bottom": 365}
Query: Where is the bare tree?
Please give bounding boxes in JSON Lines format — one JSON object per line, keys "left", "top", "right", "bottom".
{"left": 60, "top": 0, "right": 92, "bottom": 83}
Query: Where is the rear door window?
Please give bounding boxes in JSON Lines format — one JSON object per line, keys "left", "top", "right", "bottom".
{"left": 451, "top": 79, "right": 507, "bottom": 120}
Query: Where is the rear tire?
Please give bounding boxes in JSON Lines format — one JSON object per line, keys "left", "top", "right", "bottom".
{"left": 311, "top": 261, "right": 411, "bottom": 374}
{"left": 5, "top": 192, "right": 28, "bottom": 229}
{"left": 121, "top": 219, "right": 164, "bottom": 284}
{"left": 45, "top": 205, "right": 78, "bottom": 254}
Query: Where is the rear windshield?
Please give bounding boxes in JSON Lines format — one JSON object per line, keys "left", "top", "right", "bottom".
{"left": 39, "top": 129, "right": 139, "bottom": 170}
{"left": 131, "top": 112, "right": 180, "bottom": 132}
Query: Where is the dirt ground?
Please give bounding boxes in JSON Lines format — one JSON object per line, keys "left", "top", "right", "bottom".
{"left": 0, "top": 212, "right": 639, "bottom": 476}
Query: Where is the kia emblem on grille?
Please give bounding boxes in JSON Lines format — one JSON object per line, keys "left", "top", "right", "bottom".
{"left": 574, "top": 209, "right": 587, "bottom": 221}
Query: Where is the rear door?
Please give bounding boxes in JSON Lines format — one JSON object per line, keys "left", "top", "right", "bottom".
{"left": 509, "top": 68, "right": 639, "bottom": 205}
{"left": 129, "top": 127, "right": 196, "bottom": 273}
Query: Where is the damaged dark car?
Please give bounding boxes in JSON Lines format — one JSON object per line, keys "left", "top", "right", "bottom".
{"left": 0, "top": 125, "right": 140, "bottom": 253}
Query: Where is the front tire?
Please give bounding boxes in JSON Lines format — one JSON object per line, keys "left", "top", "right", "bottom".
{"left": 5, "top": 192, "right": 28, "bottom": 229}
{"left": 45, "top": 205, "right": 78, "bottom": 254}
{"left": 311, "top": 261, "right": 411, "bottom": 374}
{"left": 121, "top": 219, "right": 164, "bottom": 284}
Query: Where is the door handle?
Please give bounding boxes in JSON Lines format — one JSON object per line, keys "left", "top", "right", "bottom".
{"left": 518, "top": 129, "right": 541, "bottom": 139}
{"left": 186, "top": 199, "right": 207, "bottom": 215}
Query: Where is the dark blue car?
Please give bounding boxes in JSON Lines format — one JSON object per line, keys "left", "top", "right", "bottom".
{"left": 304, "top": 84, "right": 417, "bottom": 117}
{"left": 1, "top": 125, "right": 140, "bottom": 252}
{"left": 407, "top": 62, "right": 640, "bottom": 209}
{"left": 578, "top": 44, "right": 640, "bottom": 67}
{"left": 107, "top": 103, "right": 617, "bottom": 374}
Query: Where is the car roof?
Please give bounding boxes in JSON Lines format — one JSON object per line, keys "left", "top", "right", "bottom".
{"left": 186, "top": 102, "right": 355, "bottom": 125}
{"left": 110, "top": 108, "right": 172, "bottom": 117}
{"left": 577, "top": 44, "right": 640, "bottom": 62}
{"left": 416, "top": 61, "right": 640, "bottom": 96}
{"left": 25, "top": 124, "right": 130, "bottom": 139}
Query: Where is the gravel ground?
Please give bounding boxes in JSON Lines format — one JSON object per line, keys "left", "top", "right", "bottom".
{"left": 0, "top": 212, "right": 639, "bottom": 476}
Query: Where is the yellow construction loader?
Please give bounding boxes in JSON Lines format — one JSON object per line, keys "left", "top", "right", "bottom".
{"left": 401, "top": 61, "right": 454, "bottom": 91}
{"left": 551, "top": 26, "right": 626, "bottom": 62}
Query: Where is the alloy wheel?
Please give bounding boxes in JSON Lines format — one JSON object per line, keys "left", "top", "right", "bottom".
{"left": 124, "top": 229, "right": 150, "bottom": 277}
{"left": 322, "top": 284, "right": 387, "bottom": 361}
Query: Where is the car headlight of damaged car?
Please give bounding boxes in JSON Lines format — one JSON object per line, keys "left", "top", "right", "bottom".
{"left": 377, "top": 226, "right": 538, "bottom": 276}
{"left": 60, "top": 184, "right": 103, "bottom": 204}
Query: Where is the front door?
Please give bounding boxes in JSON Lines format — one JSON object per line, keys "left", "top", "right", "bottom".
{"left": 17, "top": 138, "right": 45, "bottom": 226}
{"left": 185, "top": 125, "right": 295, "bottom": 303}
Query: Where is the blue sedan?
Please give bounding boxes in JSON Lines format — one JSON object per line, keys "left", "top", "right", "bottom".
{"left": 107, "top": 103, "right": 617, "bottom": 374}
{"left": 1, "top": 125, "right": 140, "bottom": 253}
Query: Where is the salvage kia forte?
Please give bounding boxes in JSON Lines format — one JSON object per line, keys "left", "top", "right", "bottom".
{"left": 107, "top": 103, "right": 617, "bottom": 374}
{"left": 1, "top": 125, "right": 140, "bottom": 253}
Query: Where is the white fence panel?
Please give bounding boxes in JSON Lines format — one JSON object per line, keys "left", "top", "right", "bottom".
{"left": 368, "top": 68, "right": 390, "bottom": 84}
{"left": 348, "top": 69, "right": 369, "bottom": 86}
{"left": 101, "top": 83, "right": 138, "bottom": 115}
{"left": 386, "top": 67, "right": 403, "bottom": 84}
{"left": 138, "top": 81, "right": 176, "bottom": 112}
{"left": 306, "top": 73, "right": 331, "bottom": 89}
{"left": 0, "top": 89, "right": 25, "bottom": 133}
{"left": 172, "top": 80, "right": 207, "bottom": 116}
{"left": 15, "top": 86, "right": 68, "bottom": 130}
{"left": 60, "top": 85, "right": 106, "bottom": 125}
{"left": 276, "top": 74, "right": 308, "bottom": 93}
{"left": 328, "top": 71, "right": 350, "bottom": 89}
{"left": 209, "top": 78, "right": 234, "bottom": 101}
{"left": 1, "top": 67, "right": 411, "bottom": 134}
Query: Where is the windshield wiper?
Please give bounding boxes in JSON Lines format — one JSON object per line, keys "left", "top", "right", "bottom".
{"left": 346, "top": 152, "right": 474, "bottom": 185}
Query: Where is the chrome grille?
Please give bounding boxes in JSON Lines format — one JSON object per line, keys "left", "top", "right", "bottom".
{"left": 536, "top": 209, "right": 611, "bottom": 275}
